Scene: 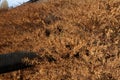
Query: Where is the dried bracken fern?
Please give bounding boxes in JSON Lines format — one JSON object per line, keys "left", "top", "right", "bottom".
{"left": 0, "top": 0, "right": 119, "bottom": 80}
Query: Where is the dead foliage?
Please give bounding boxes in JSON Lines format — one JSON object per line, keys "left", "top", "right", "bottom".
{"left": 0, "top": 0, "right": 119, "bottom": 80}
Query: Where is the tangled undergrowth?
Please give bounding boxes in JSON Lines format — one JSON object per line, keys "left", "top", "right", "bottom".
{"left": 0, "top": 0, "right": 119, "bottom": 80}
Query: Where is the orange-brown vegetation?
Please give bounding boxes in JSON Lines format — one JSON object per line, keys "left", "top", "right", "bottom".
{"left": 0, "top": 0, "right": 120, "bottom": 80}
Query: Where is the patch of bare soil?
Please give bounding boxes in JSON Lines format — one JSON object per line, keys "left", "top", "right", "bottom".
{"left": 0, "top": 0, "right": 120, "bottom": 80}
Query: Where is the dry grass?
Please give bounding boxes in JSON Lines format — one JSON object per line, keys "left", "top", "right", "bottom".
{"left": 0, "top": 0, "right": 119, "bottom": 80}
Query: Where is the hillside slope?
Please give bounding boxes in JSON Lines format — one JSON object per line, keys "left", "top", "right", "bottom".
{"left": 0, "top": 0, "right": 120, "bottom": 80}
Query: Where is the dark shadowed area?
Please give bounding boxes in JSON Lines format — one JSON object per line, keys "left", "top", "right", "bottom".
{"left": 0, "top": 51, "right": 39, "bottom": 74}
